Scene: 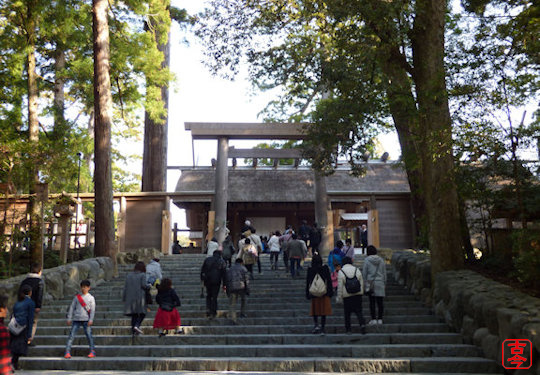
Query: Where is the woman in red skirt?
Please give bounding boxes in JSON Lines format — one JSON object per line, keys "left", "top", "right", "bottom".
{"left": 153, "top": 278, "right": 182, "bottom": 336}
{"left": 306, "top": 254, "right": 333, "bottom": 335}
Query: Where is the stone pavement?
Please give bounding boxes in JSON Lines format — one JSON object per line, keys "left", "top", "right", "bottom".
{"left": 18, "top": 254, "right": 502, "bottom": 373}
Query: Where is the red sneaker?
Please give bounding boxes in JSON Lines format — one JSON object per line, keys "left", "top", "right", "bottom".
{"left": 87, "top": 350, "right": 96, "bottom": 358}
{"left": 64, "top": 352, "right": 71, "bottom": 359}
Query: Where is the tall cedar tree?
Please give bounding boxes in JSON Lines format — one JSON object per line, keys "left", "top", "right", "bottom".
{"left": 142, "top": 0, "right": 171, "bottom": 192}
{"left": 26, "top": 0, "right": 43, "bottom": 265}
{"left": 93, "top": 0, "right": 115, "bottom": 259}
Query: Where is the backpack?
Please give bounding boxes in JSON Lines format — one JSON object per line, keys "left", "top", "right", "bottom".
{"left": 309, "top": 273, "right": 327, "bottom": 297}
{"left": 341, "top": 269, "right": 361, "bottom": 294}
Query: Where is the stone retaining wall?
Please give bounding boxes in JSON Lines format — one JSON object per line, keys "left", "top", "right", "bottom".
{"left": 0, "top": 257, "right": 114, "bottom": 308}
{"left": 116, "top": 247, "right": 161, "bottom": 265}
{"left": 391, "top": 250, "right": 540, "bottom": 375}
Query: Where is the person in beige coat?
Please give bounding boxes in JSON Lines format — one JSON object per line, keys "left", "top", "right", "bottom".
{"left": 238, "top": 238, "right": 258, "bottom": 280}
{"left": 336, "top": 256, "right": 366, "bottom": 334}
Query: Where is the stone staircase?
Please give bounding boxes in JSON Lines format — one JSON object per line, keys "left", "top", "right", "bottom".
{"left": 19, "top": 254, "right": 502, "bottom": 374}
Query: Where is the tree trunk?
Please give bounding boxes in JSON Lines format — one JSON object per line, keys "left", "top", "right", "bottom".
{"left": 53, "top": 48, "right": 66, "bottom": 138}
{"left": 93, "top": 0, "right": 115, "bottom": 259}
{"left": 142, "top": 7, "right": 171, "bottom": 192}
{"left": 361, "top": 0, "right": 464, "bottom": 272}
{"left": 411, "top": 0, "right": 464, "bottom": 274}
{"left": 458, "top": 196, "right": 475, "bottom": 261}
{"left": 26, "top": 0, "right": 42, "bottom": 266}
{"left": 376, "top": 45, "right": 429, "bottom": 249}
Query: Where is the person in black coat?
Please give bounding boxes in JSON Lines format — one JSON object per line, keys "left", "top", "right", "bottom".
{"left": 200, "top": 250, "right": 227, "bottom": 319}
{"left": 153, "top": 278, "right": 182, "bottom": 336}
{"left": 309, "top": 223, "right": 322, "bottom": 254}
{"left": 305, "top": 254, "right": 333, "bottom": 335}
{"left": 18, "top": 262, "right": 44, "bottom": 342}
{"left": 360, "top": 224, "right": 368, "bottom": 254}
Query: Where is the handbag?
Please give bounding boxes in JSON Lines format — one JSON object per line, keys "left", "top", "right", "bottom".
{"left": 8, "top": 316, "right": 26, "bottom": 335}
{"left": 144, "top": 288, "right": 153, "bottom": 305}
{"left": 366, "top": 261, "right": 381, "bottom": 294}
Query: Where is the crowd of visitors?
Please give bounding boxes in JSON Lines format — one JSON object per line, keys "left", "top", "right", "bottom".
{"left": 0, "top": 219, "right": 385, "bottom": 372}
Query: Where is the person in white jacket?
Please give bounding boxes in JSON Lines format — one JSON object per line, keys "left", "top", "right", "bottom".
{"left": 336, "top": 257, "right": 366, "bottom": 334}
{"left": 268, "top": 231, "right": 281, "bottom": 270}
{"left": 146, "top": 256, "right": 163, "bottom": 287}
{"left": 363, "top": 245, "right": 387, "bottom": 325}
{"left": 206, "top": 237, "right": 220, "bottom": 257}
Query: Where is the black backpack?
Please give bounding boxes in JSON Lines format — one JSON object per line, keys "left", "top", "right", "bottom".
{"left": 341, "top": 269, "right": 361, "bottom": 294}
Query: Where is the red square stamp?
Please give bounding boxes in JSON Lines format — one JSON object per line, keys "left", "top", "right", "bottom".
{"left": 502, "top": 339, "right": 532, "bottom": 369}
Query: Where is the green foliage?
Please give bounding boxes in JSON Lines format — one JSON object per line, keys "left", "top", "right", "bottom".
{"left": 43, "top": 249, "right": 62, "bottom": 270}
{"left": 511, "top": 229, "right": 540, "bottom": 291}
{"left": 447, "top": 2, "right": 539, "bottom": 163}
{"left": 249, "top": 140, "right": 299, "bottom": 166}
{"left": 0, "top": 0, "right": 187, "bottom": 199}
{"left": 196, "top": 0, "right": 393, "bottom": 174}
{"left": 477, "top": 251, "right": 514, "bottom": 275}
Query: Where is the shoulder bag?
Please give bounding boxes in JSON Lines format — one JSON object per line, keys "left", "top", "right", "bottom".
{"left": 367, "top": 261, "right": 381, "bottom": 294}
{"left": 8, "top": 316, "right": 26, "bottom": 335}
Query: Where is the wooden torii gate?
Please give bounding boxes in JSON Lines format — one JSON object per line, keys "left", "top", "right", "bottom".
{"left": 184, "top": 122, "right": 337, "bottom": 254}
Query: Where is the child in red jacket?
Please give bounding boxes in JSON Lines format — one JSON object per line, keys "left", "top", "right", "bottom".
{"left": 0, "top": 295, "right": 13, "bottom": 375}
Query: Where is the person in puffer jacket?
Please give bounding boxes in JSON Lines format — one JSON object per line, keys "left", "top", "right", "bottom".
{"left": 225, "top": 258, "right": 249, "bottom": 322}
{"left": 336, "top": 257, "right": 366, "bottom": 334}
{"left": 146, "top": 256, "right": 163, "bottom": 287}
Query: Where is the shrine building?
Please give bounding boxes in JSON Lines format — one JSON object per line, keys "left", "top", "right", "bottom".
{"left": 172, "top": 122, "right": 415, "bottom": 255}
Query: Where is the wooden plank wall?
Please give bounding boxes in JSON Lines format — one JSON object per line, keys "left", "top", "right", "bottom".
{"left": 125, "top": 199, "right": 164, "bottom": 251}
{"left": 377, "top": 198, "right": 414, "bottom": 249}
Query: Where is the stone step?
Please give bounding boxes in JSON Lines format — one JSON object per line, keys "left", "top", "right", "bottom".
{"left": 41, "top": 296, "right": 420, "bottom": 311}
{"left": 49, "top": 293, "right": 416, "bottom": 306}
{"left": 27, "top": 343, "right": 483, "bottom": 358}
{"left": 38, "top": 307, "right": 432, "bottom": 319}
{"left": 18, "top": 253, "right": 501, "bottom": 373}
{"left": 19, "top": 356, "right": 501, "bottom": 373}
{"left": 33, "top": 332, "right": 463, "bottom": 346}
{"left": 15, "top": 371, "right": 502, "bottom": 375}
{"left": 54, "top": 287, "right": 414, "bottom": 300}
{"left": 36, "top": 315, "right": 442, "bottom": 327}
{"left": 34, "top": 322, "right": 450, "bottom": 336}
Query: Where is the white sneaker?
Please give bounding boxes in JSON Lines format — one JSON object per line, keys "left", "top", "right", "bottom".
{"left": 377, "top": 319, "right": 383, "bottom": 325}
{"left": 368, "top": 320, "right": 378, "bottom": 325}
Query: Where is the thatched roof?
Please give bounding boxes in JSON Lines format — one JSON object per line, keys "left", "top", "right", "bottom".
{"left": 175, "top": 163, "right": 410, "bottom": 202}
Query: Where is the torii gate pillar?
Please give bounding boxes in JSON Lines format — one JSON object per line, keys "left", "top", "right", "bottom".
{"left": 214, "top": 136, "right": 229, "bottom": 243}
{"left": 314, "top": 172, "right": 333, "bottom": 256}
